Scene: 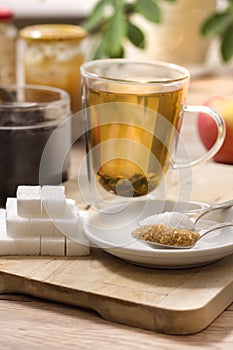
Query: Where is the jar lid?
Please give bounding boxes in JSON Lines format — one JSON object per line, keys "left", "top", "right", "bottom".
{"left": 0, "top": 6, "right": 14, "bottom": 20}
{"left": 20, "top": 24, "right": 87, "bottom": 42}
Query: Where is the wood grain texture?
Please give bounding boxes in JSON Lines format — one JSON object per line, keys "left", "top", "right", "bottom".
{"left": 0, "top": 294, "right": 233, "bottom": 350}
{"left": 0, "top": 245, "right": 233, "bottom": 335}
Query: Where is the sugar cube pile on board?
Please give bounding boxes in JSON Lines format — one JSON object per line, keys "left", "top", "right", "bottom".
{"left": 0, "top": 185, "right": 90, "bottom": 256}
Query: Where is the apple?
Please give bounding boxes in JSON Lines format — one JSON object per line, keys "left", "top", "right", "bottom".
{"left": 197, "top": 96, "right": 233, "bottom": 164}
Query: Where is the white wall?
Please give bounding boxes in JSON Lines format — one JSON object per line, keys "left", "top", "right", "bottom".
{"left": 0, "top": 0, "right": 98, "bottom": 17}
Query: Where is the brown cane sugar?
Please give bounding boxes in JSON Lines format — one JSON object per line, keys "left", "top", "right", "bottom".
{"left": 132, "top": 224, "right": 200, "bottom": 247}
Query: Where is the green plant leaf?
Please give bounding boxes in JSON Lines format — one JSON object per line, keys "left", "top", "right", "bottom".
{"left": 127, "top": 20, "right": 145, "bottom": 48}
{"left": 82, "top": 0, "right": 113, "bottom": 32}
{"left": 221, "top": 24, "right": 233, "bottom": 61}
{"left": 136, "top": 0, "right": 161, "bottom": 23}
{"left": 123, "top": 2, "right": 137, "bottom": 15}
{"left": 104, "top": 9, "right": 127, "bottom": 57}
{"left": 108, "top": 45, "right": 125, "bottom": 58}
{"left": 93, "top": 41, "right": 105, "bottom": 59}
{"left": 201, "top": 12, "right": 232, "bottom": 36}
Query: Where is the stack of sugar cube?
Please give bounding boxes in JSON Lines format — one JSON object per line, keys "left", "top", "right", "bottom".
{"left": 0, "top": 185, "right": 90, "bottom": 256}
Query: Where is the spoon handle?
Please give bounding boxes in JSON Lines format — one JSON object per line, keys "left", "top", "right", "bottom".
{"left": 198, "top": 222, "right": 233, "bottom": 242}
{"left": 194, "top": 199, "right": 233, "bottom": 224}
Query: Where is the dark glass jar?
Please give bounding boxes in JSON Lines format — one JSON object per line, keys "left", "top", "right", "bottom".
{"left": 0, "top": 85, "right": 71, "bottom": 206}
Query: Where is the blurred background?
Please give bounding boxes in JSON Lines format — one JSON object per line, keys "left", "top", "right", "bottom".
{"left": 0, "top": 0, "right": 96, "bottom": 26}
{"left": 1, "top": 0, "right": 232, "bottom": 75}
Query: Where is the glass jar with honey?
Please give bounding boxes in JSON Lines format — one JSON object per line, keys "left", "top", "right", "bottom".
{"left": 19, "top": 24, "right": 87, "bottom": 139}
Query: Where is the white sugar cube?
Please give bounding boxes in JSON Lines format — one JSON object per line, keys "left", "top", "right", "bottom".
{"left": 53, "top": 216, "right": 79, "bottom": 238}
{"left": 0, "top": 210, "right": 40, "bottom": 255}
{"left": 51, "top": 197, "right": 80, "bottom": 237}
{"left": 0, "top": 205, "right": 90, "bottom": 256}
{"left": 9, "top": 237, "right": 40, "bottom": 255}
{"left": 41, "top": 186, "right": 66, "bottom": 218}
{"left": 3, "top": 186, "right": 83, "bottom": 255}
{"left": 30, "top": 217, "right": 62, "bottom": 237}
{"left": 6, "top": 198, "right": 62, "bottom": 238}
{"left": 17, "top": 185, "right": 42, "bottom": 217}
{"left": 66, "top": 238, "right": 90, "bottom": 256}
{"left": 65, "top": 210, "right": 90, "bottom": 256}
{"left": 6, "top": 198, "right": 32, "bottom": 238}
{"left": 0, "top": 237, "right": 40, "bottom": 256}
{"left": 40, "top": 236, "right": 65, "bottom": 256}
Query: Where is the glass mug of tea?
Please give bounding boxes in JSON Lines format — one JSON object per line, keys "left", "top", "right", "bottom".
{"left": 80, "top": 59, "right": 225, "bottom": 209}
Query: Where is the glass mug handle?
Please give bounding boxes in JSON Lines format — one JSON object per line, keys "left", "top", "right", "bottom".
{"left": 173, "top": 104, "right": 226, "bottom": 169}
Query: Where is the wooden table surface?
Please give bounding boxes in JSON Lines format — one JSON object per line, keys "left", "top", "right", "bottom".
{"left": 1, "top": 75, "right": 233, "bottom": 349}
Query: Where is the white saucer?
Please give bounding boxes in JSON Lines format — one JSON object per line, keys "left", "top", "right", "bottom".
{"left": 83, "top": 200, "right": 233, "bottom": 269}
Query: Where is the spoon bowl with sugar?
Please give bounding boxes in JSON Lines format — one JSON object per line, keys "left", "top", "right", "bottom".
{"left": 138, "top": 199, "right": 233, "bottom": 230}
{"left": 131, "top": 222, "right": 233, "bottom": 250}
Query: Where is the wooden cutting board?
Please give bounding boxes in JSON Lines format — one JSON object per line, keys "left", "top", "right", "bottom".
{"left": 0, "top": 250, "right": 233, "bottom": 335}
